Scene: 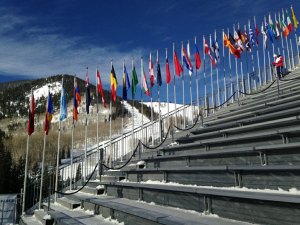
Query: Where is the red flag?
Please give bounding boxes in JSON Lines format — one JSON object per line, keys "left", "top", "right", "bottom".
{"left": 27, "top": 91, "right": 34, "bottom": 135}
{"left": 204, "top": 37, "right": 216, "bottom": 66}
{"left": 194, "top": 44, "right": 202, "bottom": 70}
{"left": 165, "top": 57, "right": 172, "bottom": 84}
{"left": 73, "top": 77, "right": 81, "bottom": 121}
{"left": 149, "top": 53, "right": 155, "bottom": 87}
{"left": 173, "top": 50, "right": 183, "bottom": 77}
{"left": 96, "top": 68, "right": 107, "bottom": 107}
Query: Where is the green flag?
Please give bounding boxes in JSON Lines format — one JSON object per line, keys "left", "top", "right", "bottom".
{"left": 131, "top": 66, "right": 138, "bottom": 98}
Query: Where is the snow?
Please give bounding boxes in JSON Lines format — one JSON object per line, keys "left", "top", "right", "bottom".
{"left": 139, "top": 180, "right": 300, "bottom": 195}
{"left": 29, "top": 82, "right": 62, "bottom": 100}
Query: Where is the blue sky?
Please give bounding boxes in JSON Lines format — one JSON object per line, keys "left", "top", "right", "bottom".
{"left": 0, "top": 0, "right": 299, "bottom": 102}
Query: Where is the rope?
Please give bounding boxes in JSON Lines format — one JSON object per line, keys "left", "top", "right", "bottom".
{"left": 140, "top": 125, "right": 171, "bottom": 149}
{"left": 204, "top": 91, "right": 237, "bottom": 111}
{"left": 174, "top": 111, "right": 201, "bottom": 131}
{"left": 239, "top": 79, "right": 276, "bottom": 95}
{"left": 55, "top": 162, "right": 99, "bottom": 195}
{"left": 102, "top": 141, "right": 140, "bottom": 170}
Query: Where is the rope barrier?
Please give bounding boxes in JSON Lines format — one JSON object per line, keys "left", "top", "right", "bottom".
{"left": 102, "top": 141, "right": 140, "bottom": 170}
{"left": 174, "top": 111, "right": 201, "bottom": 131}
{"left": 55, "top": 162, "right": 99, "bottom": 195}
{"left": 140, "top": 125, "right": 171, "bottom": 149}
{"left": 204, "top": 91, "right": 237, "bottom": 111}
{"left": 239, "top": 79, "right": 276, "bottom": 95}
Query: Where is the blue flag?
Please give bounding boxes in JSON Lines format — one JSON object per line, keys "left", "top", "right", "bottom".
{"left": 60, "top": 79, "right": 67, "bottom": 121}
{"left": 123, "top": 64, "right": 131, "bottom": 100}
{"left": 156, "top": 61, "right": 162, "bottom": 86}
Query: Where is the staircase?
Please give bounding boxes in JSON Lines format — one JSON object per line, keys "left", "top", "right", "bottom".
{"left": 20, "top": 69, "right": 300, "bottom": 225}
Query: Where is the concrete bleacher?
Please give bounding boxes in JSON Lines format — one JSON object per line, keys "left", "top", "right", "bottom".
{"left": 21, "top": 70, "right": 300, "bottom": 224}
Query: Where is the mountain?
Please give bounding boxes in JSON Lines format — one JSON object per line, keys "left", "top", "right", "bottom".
{"left": 0, "top": 74, "right": 153, "bottom": 121}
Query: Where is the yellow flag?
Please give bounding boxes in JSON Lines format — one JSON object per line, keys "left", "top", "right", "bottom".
{"left": 291, "top": 5, "right": 299, "bottom": 29}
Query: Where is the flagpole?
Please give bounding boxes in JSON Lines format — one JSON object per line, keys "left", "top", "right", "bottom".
{"left": 261, "top": 22, "right": 267, "bottom": 85}
{"left": 291, "top": 5, "right": 300, "bottom": 66}
{"left": 22, "top": 134, "right": 30, "bottom": 214}
{"left": 209, "top": 35, "right": 215, "bottom": 113}
{"left": 254, "top": 16, "right": 262, "bottom": 87}
{"left": 141, "top": 57, "right": 144, "bottom": 146}
{"left": 227, "top": 29, "right": 234, "bottom": 103}
{"left": 173, "top": 43, "right": 177, "bottom": 126}
{"left": 149, "top": 53, "right": 154, "bottom": 146}
{"left": 203, "top": 36, "right": 208, "bottom": 115}
{"left": 237, "top": 23, "right": 245, "bottom": 96}
{"left": 166, "top": 48, "right": 170, "bottom": 130}
{"left": 222, "top": 30, "right": 227, "bottom": 106}
{"left": 214, "top": 31, "right": 221, "bottom": 108}
{"left": 246, "top": 23, "right": 251, "bottom": 93}
{"left": 131, "top": 58, "right": 135, "bottom": 149}
{"left": 290, "top": 38, "right": 295, "bottom": 69}
{"left": 39, "top": 132, "right": 46, "bottom": 209}
{"left": 233, "top": 25, "right": 240, "bottom": 99}
{"left": 39, "top": 85, "right": 50, "bottom": 209}
{"left": 109, "top": 60, "right": 113, "bottom": 167}
{"left": 278, "top": 12, "right": 287, "bottom": 69}
{"left": 157, "top": 49, "right": 162, "bottom": 142}
{"left": 195, "top": 37, "right": 200, "bottom": 111}
{"left": 282, "top": 9, "right": 291, "bottom": 71}
{"left": 264, "top": 16, "right": 272, "bottom": 82}
{"left": 84, "top": 67, "right": 88, "bottom": 181}
{"left": 187, "top": 41, "right": 193, "bottom": 122}
{"left": 181, "top": 41, "right": 186, "bottom": 127}
{"left": 95, "top": 67, "right": 100, "bottom": 175}
{"left": 70, "top": 118, "right": 74, "bottom": 191}
{"left": 54, "top": 76, "right": 63, "bottom": 202}
{"left": 121, "top": 60, "right": 125, "bottom": 160}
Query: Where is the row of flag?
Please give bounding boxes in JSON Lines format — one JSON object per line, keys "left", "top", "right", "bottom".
{"left": 27, "top": 6, "right": 299, "bottom": 136}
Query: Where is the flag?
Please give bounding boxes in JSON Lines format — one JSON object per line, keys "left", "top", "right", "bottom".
{"left": 156, "top": 59, "right": 162, "bottom": 86}
{"left": 149, "top": 54, "right": 155, "bottom": 87}
{"left": 73, "top": 77, "right": 81, "bottom": 121}
{"left": 122, "top": 64, "right": 131, "bottom": 101}
{"left": 27, "top": 91, "right": 34, "bottom": 135}
{"left": 59, "top": 78, "right": 67, "bottom": 121}
{"left": 280, "top": 11, "right": 290, "bottom": 37}
{"left": 228, "top": 32, "right": 235, "bottom": 45}
{"left": 142, "top": 66, "right": 150, "bottom": 96}
{"left": 44, "top": 89, "right": 54, "bottom": 135}
{"left": 274, "top": 13, "right": 281, "bottom": 38}
{"left": 131, "top": 65, "right": 138, "bottom": 98}
{"left": 173, "top": 50, "right": 183, "bottom": 76}
{"left": 165, "top": 57, "right": 172, "bottom": 84}
{"left": 255, "top": 23, "right": 260, "bottom": 45}
{"left": 244, "top": 28, "right": 252, "bottom": 52}
{"left": 286, "top": 9, "right": 293, "bottom": 32}
{"left": 265, "top": 22, "right": 275, "bottom": 43}
{"left": 204, "top": 37, "right": 216, "bottom": 66}
{"left": 234, "top": 30, "right": 245, "bottom": 52}
{"left": 224, "top": 33, "right": 241, "bottom": 58}
{"left": 182, "top": 45, "right": 193, "bottom": 75}
{"left": 261, "top": 23, "right": 268, "bottom": 49}
{"left": 249, "top": 26, "right": 256, "bottom": 46}
{"left": 269, "top": 14, "right": 280, "bottom": 38}
{"left": 85, "top": 68, "right": 91, "bottom": 114}
{"left": 194, "top": 44, "right": 202, "bottom": 70}
{"left": 291, "top": 5, "right": 299, "bottom": 29}
{"left": 237, "top": 29, "right": 245, "bottom": 43}
{"left": 211, "top": 39, "right": 220, "bottom": 64}
{"left": 110, "top": 64, "right": 118, "bottom": 102}
{"left": 96, "top": 68, "right": 107, "bottom": 107}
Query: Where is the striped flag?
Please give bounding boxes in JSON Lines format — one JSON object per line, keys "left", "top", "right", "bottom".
{"left": 182, "top": 45, "right": 193, "bottom": 75}
{"left": 291, "top": 5, "right": 299, "bottom": 29}
{"left": 131, "top": 65, "right": 138, "bottom": 98}
{"left": 73, "top": 77, "right": 81, "bottom": 121}
{"left": 149, "top": 53, "right": 155, "bottom": 87}
{"left": 85, "top": 67, "right": 91, "bottom": 114}
{"left": 122, "top": 64, "right": 131, "bottom": 101}
{"left": 44, "top": 88, "right": 54, "bottom": 135}
{"left": 59, "top": 78, "right": 67, "bottom": 121}
{"left": 142, "top": 65, "right": 150, "bottom": 96}
{"left": 194, "top": 43, "right": 202, "bottom": 70}
{"left": 110, "top": 64, "right": 118, "bottom": 102}
{"left": 96, "top": 68, "right": 107, "bottom": 107}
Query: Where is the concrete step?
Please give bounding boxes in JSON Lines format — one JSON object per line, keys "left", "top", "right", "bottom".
{"left": 34, "top": 210, "right": 53, "bottom": 225}
{"left": 57, "top": 197, "right": 81, "bottom": 209}
{"left": 20, "top": 215, "right": 43, "bottom": 225}
{"left": 74, "top": 192, "right": 252, "bottom": 225}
